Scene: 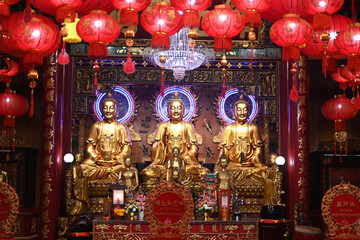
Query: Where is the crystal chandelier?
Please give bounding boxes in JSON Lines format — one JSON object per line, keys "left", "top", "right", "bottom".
{"left": 143, "top": 27, "right": 215, "bottom": 81}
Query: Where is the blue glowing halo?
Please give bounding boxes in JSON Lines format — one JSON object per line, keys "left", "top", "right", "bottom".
{"left": 156, "top": 87, "right": 196, "bottom": 122}
{"left": 219, "top": 89, "right": 258, "bottom": 124}
{"left": 94, "top": 87, "right": 134, "bottom": 123}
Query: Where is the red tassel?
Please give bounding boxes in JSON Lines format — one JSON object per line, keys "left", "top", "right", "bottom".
{"left": 250, "top": 42, "right": 254, "bottom": 71}
{"left": 339, "top": 147, "right": 343, "bottom": 163}
{"left": 290, "top": 76, "right": 298, "bottom": 101}
{"left": 58, "top": 41, "right": 69, "bottom": 65}
{"left": 222, "top": 71, "right": 226, "bottom": 98}
{"left": 355, "top": 86, "right": 360, "bottom": 110}
{"left": 6, "top": 152, "right": 9, "bottom": 161}
{"left": 30, "top": 89, "right": 34, "bottom": 117}
{"left": 160, "top": 68, "right": 165, "bottom": 96}
{"left": 23, "top": 0, "right": 32, "bottom": 23}
{"left": 93, "top": 60, "right": 100, "bottom": 96}
{"left": 12, "top": 139, "right": 15, "bottom": 152}
{"left": 345, "top": 142, "right": 348, "bottom": 155}
{"left": 323, "top": 55, "right": 327, "bottom": 78}
{"left": 123, "top": 50, "right": 135, "bottom": 74}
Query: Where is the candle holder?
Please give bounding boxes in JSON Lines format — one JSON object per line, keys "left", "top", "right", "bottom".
{"left": 109, "top": 183, "right": 127, "bottom": 220}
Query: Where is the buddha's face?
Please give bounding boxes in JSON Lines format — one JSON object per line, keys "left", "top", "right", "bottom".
{"left": 124, "top": 157, "right": 132, "bottom": 167}
{"left": 234, "top": 102, "right": 248, "bottom": 123}
{"left": 220, "top": 157, "right": 228, "bottom": 168}
{"left": 102, "top": 100, "right": 117, "bottom": 120}
{"left": 172, "top": 147, "right": 179, "bottom": 157}
{"left": 168, "top": 100, "right": 183, "bottom": 121}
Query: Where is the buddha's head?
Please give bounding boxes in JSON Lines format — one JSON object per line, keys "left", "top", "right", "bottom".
{"left": 124, "top": 156, "right": 132, "bottom": 168}
{"left": 168, "top": 92, "right": 184, "bottom": 122}
{"left": 75, "top": 153, "right": 83, "bottom": 164}
{"left": 219, "top": 151, "right": 229, "bottom": 168}
{"left": 102, "top": 93, "right": 118, "bottom": 121}
{"left": 233, "top": 96, "right": 249, "bottom": 124}
{"left": 172, "top": 147, "right": 180, "bottom": 157}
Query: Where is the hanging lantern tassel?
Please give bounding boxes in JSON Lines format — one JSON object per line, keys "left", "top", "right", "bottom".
{"left": 159, "top": 53, "right": 166, "bottom": 96}
{"left": 27, "top": 69, "right": 38, "bottom": 117}
{"left": 248, "top": 28, "right": 256, "bottom": 71}
{"left": 290, "top": 63, "right": 299, "bottom": 102}
{"left": 58, "top": 41, "right": 70, "bottom": 65}
{"left": 320, "top": 31, "right": 330, "bottom": 77}
{"left": 160, "top": 66, "right": 165, "bottom": 97}
{"left": 93, "top": 60, "right": 100, "bottom": 96}
{"left": 189, "top": 40, "right": 196, "bottom": 63}
{"left": 124, "top": 39, "right": 135, "bottom": 74}
{"left": 220, "top": 55, "right": 228, "bottom": 98}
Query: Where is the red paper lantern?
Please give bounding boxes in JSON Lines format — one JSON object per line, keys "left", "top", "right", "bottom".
{"left": 11, "top": 14, "right": 59, "bottom": 67}
{"left": 262, "top": 0, "right": 313, "bottom": 23}
{"left": 0, "top": 89, "right": 29, "bottom": 127}
{"left": 111, "top": 0, "right": 150, "bottom": 27}
{"left": 301, "top": 15, "right": 352, "bottom": 74}
{"left": 336, "top": 23, "right": 360, "bottom": 74}
{"left": 170, "top": 0, "right": 211, "bottom": 29}
{"left": 30, "top": 0, "right": 115, "bottom": 17}
{"left": 270, "top": 14, "right": 312, "bottom": 61}
{"left": 77, "top": 10, "right": 121, "bottom": 59}
{"left": 48, "top": 0, "right": 83, "bottom": 23}
{"left": 232, "top": 0, "right": 274, "bottom": 27}
{"left": 302, "top": 0, "right": 344, "bottom": 32}
{"left": 201, "top": 4, "right": 244, "bottom": 53}
{"left": 322, "top": 94, "right": 358, "bottom": 161}
{"left": 0, "top": 0, "right": 19, "bottom": 19}
{"left": 141, "top": 2, "right": 182, "bottom": 50}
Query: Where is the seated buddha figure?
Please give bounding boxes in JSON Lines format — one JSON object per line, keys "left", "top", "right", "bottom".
{"left": 142, "top": 93, "right": 208, "bottom": 188}
{"left": 215, "top": 96, "right": 266, "bottom": 183}
{"left": 81, "top": 94, "right": 132, "bottom": 181}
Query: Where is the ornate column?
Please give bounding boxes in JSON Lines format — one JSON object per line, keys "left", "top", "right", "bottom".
{"left": 40, "top": 54, "right": 63, "bottom": 239}
{"left": 279, "top": 56, "right": 310, "bottom": 226}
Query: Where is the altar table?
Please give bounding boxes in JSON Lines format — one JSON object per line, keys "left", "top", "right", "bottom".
{"left": 93, "top": 219, "right": 258, "bottom": 240}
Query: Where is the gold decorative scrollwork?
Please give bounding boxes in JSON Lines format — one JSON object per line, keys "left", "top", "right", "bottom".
{"left": 0, "top": 181, "right": 19, "bottom": 237}
{"left": 113, "top": 224, "right": 127, "bottom": 232}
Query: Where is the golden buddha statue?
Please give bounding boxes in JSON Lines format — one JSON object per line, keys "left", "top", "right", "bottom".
{"left": 81, "top": 94, "right": 132, "bottom": 181}
{"left": 142, "top": 93, "right": 208, "bottom": 188}
{"left": 263, "top": 153, "right": 283, "bottom": 206}
{"left": 215, "top": 96, "right": 266, "bottom": 183}
{"left": 70, "top": 153, "right": 89, "bottom": 216}
{"left": 166, "top": 147, "right": 186, "bottom": 182}
{"left": 119, "top": 156, "right": 139, "bottom": 195}
{"left": 215, "top": 152, "right": 234, "bottom": 220}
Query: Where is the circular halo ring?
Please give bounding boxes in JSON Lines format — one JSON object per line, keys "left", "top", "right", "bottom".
{"left": 219, "top": 89, "right": 258, "bottom": 124}
{"left": 156, "top": 87, "right": 196, "bottom": 122}
{"left": 94, "top": 87, "right": 134, "bottom": 123}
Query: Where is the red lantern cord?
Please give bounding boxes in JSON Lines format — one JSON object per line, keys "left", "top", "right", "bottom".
{"left": 160, "top": 66, "right": 165, "bottom": 96}
{"left": 290, "top": 63, "right": 298, "bottom": 102}
{"left": 249, "top": 28, "right": 256, "bottom": 71}
{"left": 93, "top": 60, "right": 100, "bottom": 96}
{"left": 220, "top": 55, "right": 228, "bottom": 98}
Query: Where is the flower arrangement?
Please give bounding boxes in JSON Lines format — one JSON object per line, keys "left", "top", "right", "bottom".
{"left": 125, "top": 199, "right": 140, "bottom": 215}
{"left": 197, "top": 193, "right": 217, "bottom": 215}
{"left": 135, "top": 191, "right": 146, "bottom": 212}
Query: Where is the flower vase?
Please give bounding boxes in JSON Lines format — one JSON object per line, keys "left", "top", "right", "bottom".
{"left": 204, "top": 212, "right": 209, "bottom": 221}
{"left": 138, "top": 211, "right": 145, "bottom": 221}
{"left": 130, "top": 212, "right": 135, "bottom": 221}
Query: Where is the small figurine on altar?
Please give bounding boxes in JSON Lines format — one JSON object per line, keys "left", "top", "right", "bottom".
{"left": 215, "top": 152, "right": 234, "bottom": 220}
{"left": 119, "top": 156, "right": 139, "bottom": 195}
{"left": 166, "top": 147, "right": 186, "bottom": 182}
{"left": 70, "top": 153, "right": 89, "bottom": 216}
{"left": 80, "top": 93, "right": 132, "bottom": 181}
{"left": 0, "top": 169, "right": 8, "bottom": 184}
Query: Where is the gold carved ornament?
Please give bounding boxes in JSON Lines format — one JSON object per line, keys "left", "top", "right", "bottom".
{"left": 0, "top": 181, "right": 19, "bottom": 237}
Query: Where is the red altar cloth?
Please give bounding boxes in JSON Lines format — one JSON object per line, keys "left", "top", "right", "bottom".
{"left": 93, "top": 219, "right": 258, "bottom": 240}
